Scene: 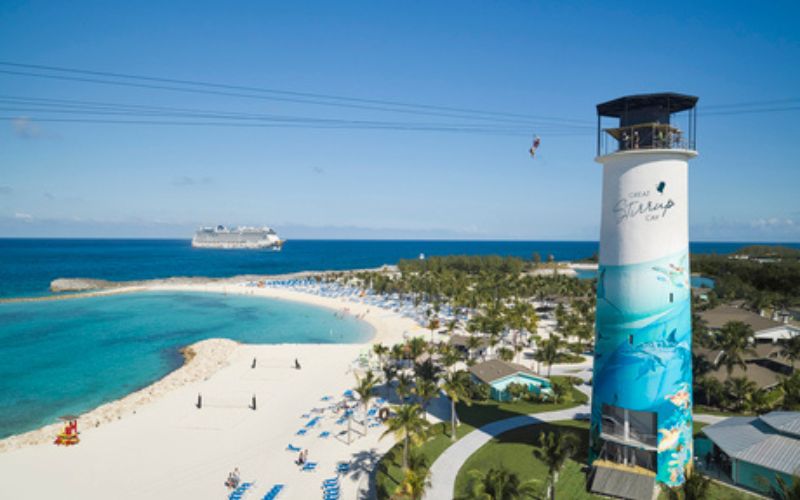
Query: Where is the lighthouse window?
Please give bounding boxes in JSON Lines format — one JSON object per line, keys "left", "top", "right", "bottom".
{"left": 601, "top": 404, "right": 658, "bottom": 448}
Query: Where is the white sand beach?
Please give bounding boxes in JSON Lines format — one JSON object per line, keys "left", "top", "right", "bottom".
{"left": 0, "top": 283, "right": 428, "bottom": 500}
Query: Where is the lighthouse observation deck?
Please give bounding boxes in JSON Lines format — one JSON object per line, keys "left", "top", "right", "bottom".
{"left": 596, "top": 93, "right": 697, "bottom": 157}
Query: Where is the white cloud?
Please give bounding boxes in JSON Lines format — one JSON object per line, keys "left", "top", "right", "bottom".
{"left": 14, "top": 212, "right": 33, "bottom": 221}
{"left": 11, "top": 117, "right": 42, "bottom": 139}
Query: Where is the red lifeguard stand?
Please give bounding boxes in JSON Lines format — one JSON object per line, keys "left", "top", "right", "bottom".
{"left": 54, "top": 415, "right": 80, "bottom": 446}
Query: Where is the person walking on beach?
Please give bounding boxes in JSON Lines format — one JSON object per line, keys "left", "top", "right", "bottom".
{"left": 294, "top": 358, "right": 301, "bottom": 370}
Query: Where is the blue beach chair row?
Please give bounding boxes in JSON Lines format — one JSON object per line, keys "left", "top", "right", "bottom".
{"left": 322, "top": 478, "right": 340, "bottom": 500}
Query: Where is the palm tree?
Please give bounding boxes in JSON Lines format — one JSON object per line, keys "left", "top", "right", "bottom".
{"left": 466, "top": 334, "right": 483, "bottom": 363}
{"left": 781, "top": 372, "right": 800, "bottom": 410}
{"left": 393, "top": 451, "right": 432, "bottom": 500}
{"left": 538, "top": 337, "right": 561, "bottom": 377}
{"left": 779, "top": 336, "right": 800, "bottom": 371}
{"left": 413, "top": 377, "right": 439, "bottom": 421}
{"left": 382, "top": 363, "right": 398, "bottom": 399}
{"left": 764, "top": 472, "right": 800, "bottom": 500}
{"left": 712, "top": 321, "right": 756, "bottom": 379}
{"left": 440, "top": 347, "right": 461, "bottom": 374}
{"left": 497, "top": 347, "right": 514, "bottom": 362}
{"left": 396, "top": 372, "right": 414, "bottom": 401}
{"left": 681, "top": 472, "right": 712, "bottom": 500}
{"left": 441, "top": 370, "right": 472, "bottom": 442}
{"left": 463, "top": 466, "right": 540, "bottom": 500}
{"left": 661, "top": 471, "right": 711, "bottom": 500}
{"left": 533, "top": 431, "right": 580, "bottom": 500}
{"left": 354, "top": 370, "right": 379, "bottom": 434}
{"left": 550, "top": 379, "right": 570, "bottom": 405}
{"left": 695, "top": 376, "right": 724, "bottom": 407}
{"left": 724, "top": 377, "right": 757, "bottom": 412}
{"left": 407, "top": 337, "right": 428, "bottom": 362}
{"left": 373, "top": 343, "right": 389, "bottom": 370}
{"left": 381, "top": 403, "right": 430, "bottom": 470}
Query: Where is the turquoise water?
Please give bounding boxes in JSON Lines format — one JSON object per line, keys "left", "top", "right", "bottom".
{"left": 0, "top": 291, "right": 372, "bottom": 439}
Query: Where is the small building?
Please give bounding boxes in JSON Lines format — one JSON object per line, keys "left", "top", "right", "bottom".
{"left": 468, "top": 359, "right": 552, "bottom": 401}
{"left": 695, "top": 343, "right": 794, "bottom": 391}
{"left": 701, "top": 411, "right": 800, "bottom": 495}
{"left": 699, "top": 304, "right": 800, "bottom": 343}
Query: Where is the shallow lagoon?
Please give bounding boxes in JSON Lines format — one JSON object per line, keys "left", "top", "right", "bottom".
{"left": 0, "top": 291, "right": 372, "bottom": 438}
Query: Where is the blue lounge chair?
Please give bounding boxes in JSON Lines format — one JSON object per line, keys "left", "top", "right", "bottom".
{"left": 302, "top": 462, "right": 318, "bottom": 471}
{"left": 296, "top": 429, "right": 307, "bottom": 436}
{"left": 229, "top": 482, "right": 253, "bottom": 500}
{"left": 319, "top": 431, "right": 330, "bottom": 438}
{"left": 336, "top": 462, "right": 350, "bottom": 474}
{"left": 323, "top": 488, "right": 340, "bottom": 497}
{"left": 286, "top": 444, "right": 301, "bottom": 452}
{"left": 262, "top": 484, "right": 284, "bottom": 500}
{"left": 322, "top": 478, "right": 339, "bottom": 487}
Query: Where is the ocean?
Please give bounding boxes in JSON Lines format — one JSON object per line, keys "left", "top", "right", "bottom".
{"left": 2, "top": 238, "right": 796, "bottom": 299}
{"left": 0, "top": 291, "right": 372, "bottom": 439}
{"left": 1, "top": 238, "right": 797, "bottom": 439}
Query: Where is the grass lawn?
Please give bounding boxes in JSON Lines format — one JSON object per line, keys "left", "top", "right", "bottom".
{"left": 453, "top": 420, "right": 603, "bottom": 499}
{"left": 376, "top": 378, "right": 588, "bottom": 499}
{"left": 454, "top": 419, "right": 760, "bottom": 500}
{"left": 694, "top": 405, "right": 750, "bottom": 417}
{"left": 657, "top": 480, "right": 762, "bottom": 500}
{"left": 702, "top": 481, "right": 762, "bottom": 500}
{"left": 692, "top": 421, "right": 707, "bottom": 437}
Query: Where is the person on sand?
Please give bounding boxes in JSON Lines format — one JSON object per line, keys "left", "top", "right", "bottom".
{"left": 296, "top": 451, "right": 305, "bottom": 465}
{"left": 295, "top": 358, "right": 301, "bottom": 370}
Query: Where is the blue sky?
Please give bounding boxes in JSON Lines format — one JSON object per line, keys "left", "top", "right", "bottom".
{"left": 1, "top": 0, "right": 798, "bottom": 241}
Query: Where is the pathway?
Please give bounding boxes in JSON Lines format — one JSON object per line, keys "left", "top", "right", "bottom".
{"left": 423, "top": 404, "right": 590, "bottom": 500}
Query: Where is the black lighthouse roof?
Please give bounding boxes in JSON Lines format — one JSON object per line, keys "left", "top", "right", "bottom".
{"left": 597, "top": 93, "right": 698, "bottom": 119}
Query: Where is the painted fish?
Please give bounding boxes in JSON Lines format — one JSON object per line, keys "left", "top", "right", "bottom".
{"left": 658, "top": 427, "right": 682, "bottom": 453}
{"left": 665, "top": 385, "right": 691, "bottom": 409}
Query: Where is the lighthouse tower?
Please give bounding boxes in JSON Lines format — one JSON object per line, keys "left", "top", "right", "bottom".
{"left": 589, "top": 93, "right": 698, "bottom": 492}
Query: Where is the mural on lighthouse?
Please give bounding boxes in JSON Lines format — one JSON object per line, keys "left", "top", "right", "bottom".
{"left": 589, "top": 94, "right": 698, "bottom": 487}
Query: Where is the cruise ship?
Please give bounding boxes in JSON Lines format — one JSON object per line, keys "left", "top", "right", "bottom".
{"left": 191, "top": 225, "right": 283, "bottom": 250}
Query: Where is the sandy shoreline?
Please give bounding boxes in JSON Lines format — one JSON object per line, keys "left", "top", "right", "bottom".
{"left": 0, "top": 337, "right": 238, "bottom": 453}
{"left": 0, "top": 280, "right": 426, "bottom": 499}
{"left": 0, "top": 281, "right": 414, "bottom": 452}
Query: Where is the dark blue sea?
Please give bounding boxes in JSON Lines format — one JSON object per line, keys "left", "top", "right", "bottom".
{"left": 2, "top": 238, "right": 797, "bottom": 299}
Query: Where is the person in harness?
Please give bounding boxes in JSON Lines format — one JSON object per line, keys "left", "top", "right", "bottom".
{"left": 529, "top": 135, "right": 541, "bottom": 158}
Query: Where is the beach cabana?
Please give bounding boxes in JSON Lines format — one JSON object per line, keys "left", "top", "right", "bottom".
{"left": 468, "top": 359, "right": 552, "bottom": 402}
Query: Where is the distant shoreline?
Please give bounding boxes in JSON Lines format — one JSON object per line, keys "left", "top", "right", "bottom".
{"left": 0, "top": 266, "right": 396, "bottom": 304}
